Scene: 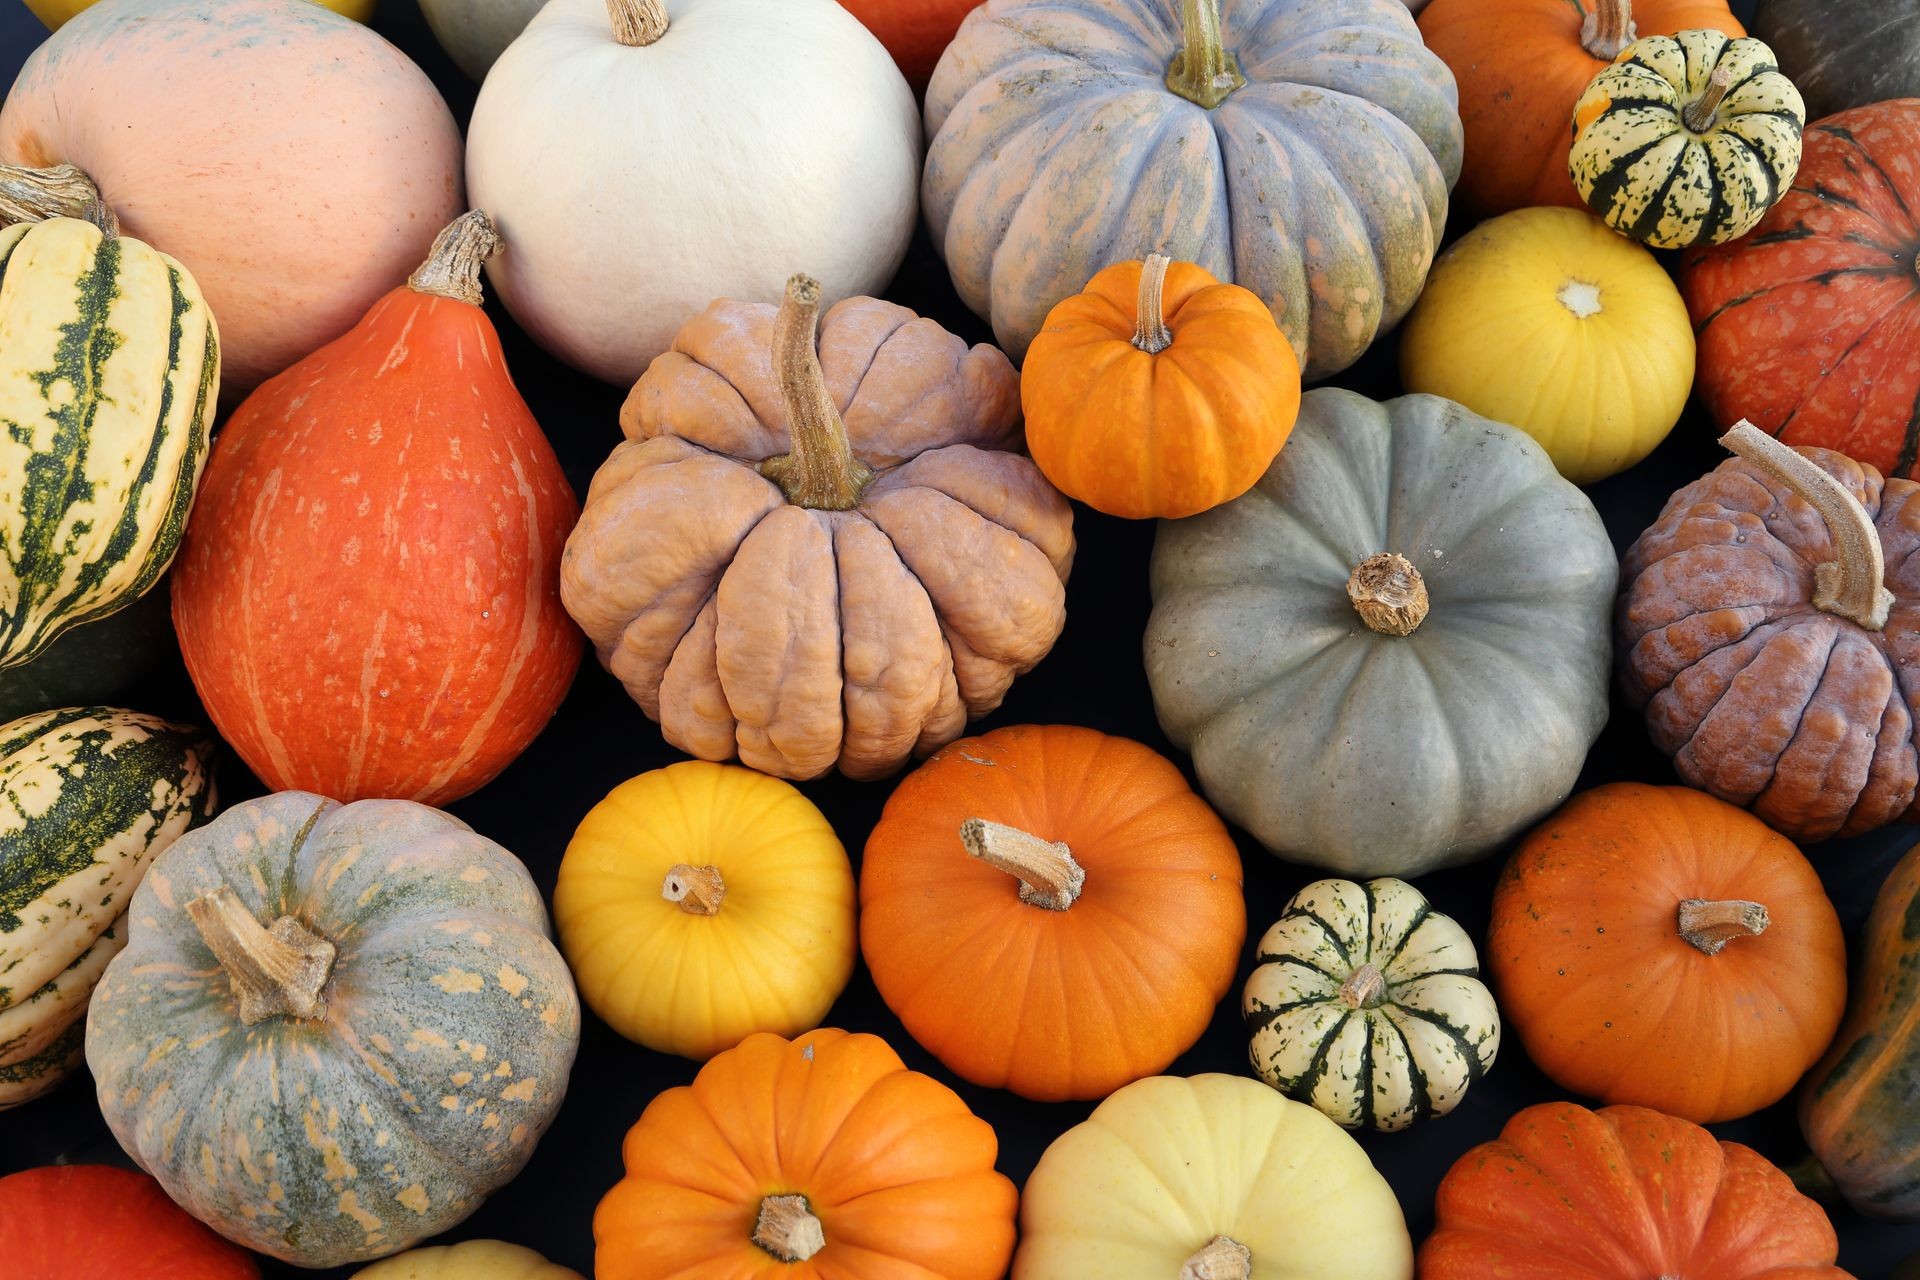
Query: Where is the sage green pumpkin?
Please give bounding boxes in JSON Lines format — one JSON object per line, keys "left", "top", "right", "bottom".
{"left": 85, "top": 791, "right": 581, "bottom": 1267}
{"left": 1145, "top": 389, "right": 1617, "bottom": 876}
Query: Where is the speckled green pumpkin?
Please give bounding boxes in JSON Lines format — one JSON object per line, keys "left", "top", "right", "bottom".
{"left": 85, "top": 791, "right": 581, "bottom": 1267}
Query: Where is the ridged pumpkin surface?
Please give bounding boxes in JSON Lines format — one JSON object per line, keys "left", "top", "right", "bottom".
{"left": 0, "top": 1165, "right": 260, "bottom": 1279}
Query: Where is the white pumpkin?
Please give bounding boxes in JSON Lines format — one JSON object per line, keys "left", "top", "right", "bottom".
{"left": 466, "top": 0, "right": 919, "bottom": 385}
{"left": 420, "top": 0, "right": 547, "bottom": 80}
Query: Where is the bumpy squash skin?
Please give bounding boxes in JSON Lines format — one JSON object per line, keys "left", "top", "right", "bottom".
{"left": 0, "top": 1165, "right": 261, "bottom": 1280}
{"left": 351, "top": 1239, "right": 581, "bottom": 1279}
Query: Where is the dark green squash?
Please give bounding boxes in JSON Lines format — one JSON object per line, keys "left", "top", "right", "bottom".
{"left": 1753, "top": 0, "right": 1920, "bottom": 119}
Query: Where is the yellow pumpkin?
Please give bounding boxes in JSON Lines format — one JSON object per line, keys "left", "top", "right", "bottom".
{"left": 350, "top": 1240, "right": 580, "bottom": 1280}
{"left": 1399, "top": 206, "right": 1695, "bottom": 485}
{"left": 553, "top": 761, "right": 857, "bottom": 1060}
{"left": 25, "top": 0, "right": 374, "bottom": 28}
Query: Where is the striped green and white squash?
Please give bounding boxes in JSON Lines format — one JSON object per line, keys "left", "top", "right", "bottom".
{"left": 0, "top": 706, "right": 214, "bottom": 1107}
{"left": 0, "top": 209, "right": 219, "bottom": 669}
{"left": 1570, "top": 31, "right": 1806, "bottom": 249}
{"left": 1243, "top": 876, "right": 1499, "bottom": 1132}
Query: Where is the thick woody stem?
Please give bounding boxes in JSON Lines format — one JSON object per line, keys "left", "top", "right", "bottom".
{"left": 1181, "top": 1235, "right": 1253, "bottom": 1280}
{"left": 1133, "top": 254, "right": 1175, "bottom": 354}
{"left": 1348, "top": 553, "right": 1430, "bottom": 637}
{"left": 606, "top": 0, "right": 668, "bottom": 45}
{"left": 959, "top": 818, "right": 1085, "bottom": 911}
{"left": 0, "top": 163, "right": 115, "bottom": 234}
{"left": 407, "top": 210, "right": 503, "bottom": 306}
{"left": 662, "top": 864, "right": 726, "bottom": 915}
{"left": 1164, "top": 0, "right": 1246, "bottom": 109}
{"left": 1579, "top": 0, "right": 1636, "bottom": 59}
{"left": 1684, "top": 64, "right": 1736, "bottom": 133}
{"left": 758, "top": 274, "right": 875, "bottom": 511}
{"left": 1678, "top": 898, "right": 1770, "bottom": 956}
{"left": 185, "top": 887, "right": 337, "bottom": 1026}
{"left": 1339, "top": 963, "right": 1387, "bottom": 1009}
{"left": 752, "top": 1194, "right": 825, "bottom": 1262}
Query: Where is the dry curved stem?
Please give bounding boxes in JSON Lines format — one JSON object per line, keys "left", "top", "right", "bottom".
{"left": 1181, "top": 1235, "right": 1252, "bottom": 1280}
{"left": 752, "top": 1194, "right": 824, "bottom": 1262}
{"left": 0, "top": 163, "right": 114, "bottom": 234}
{"left": 407, "top": 210, "right": 503, "bottom": 306}
{"left": 1684, "top": 63, "right": 1737, "bottom": 133}
{"left": 185, "top": 886, "right": 337, "bottom": 1025}
{"left": 1678, "top": 898, "right": 1769, "bottom": 956}
{"left": 1165, "top": 0, "right": 1245, "bottom": 109}
{"left": 606, "top": 0, "right": 668, "bottom": 46}
{"left": 662, "top": 863, "right": 726, "bottom": 915}
{"left": 1133, "top": 253, "right": 1175, "bottom": 353}
{"left": 1348, "top": 552, "right": 1430, "bottom": 637}
{"left": 960, "top": 818, "right": 1085, "bottom": 911}
{"left": 1579, "top": 0, "right": 1637, "bottom": 59}
{"left": 759, "top": 274, "right": 875, "bottom": 511}
{"left": 1339, "top": 962, "right": 1387, "bottom": 1009}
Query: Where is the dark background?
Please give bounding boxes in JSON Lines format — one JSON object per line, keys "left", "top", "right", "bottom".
{"left": 4, "top": 1, "right": 1919, "bottom": 1275}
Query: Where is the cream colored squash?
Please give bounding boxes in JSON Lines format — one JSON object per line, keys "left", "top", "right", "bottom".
{"left": 419, "top": 0, "right": 546, "bottom": 80}
{"left": 351, "top": 1240, "right": 581, "bottom": 1280}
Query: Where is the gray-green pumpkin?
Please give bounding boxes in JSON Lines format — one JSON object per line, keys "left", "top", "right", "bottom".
{"left": 1145, "top": 389, "right": 1617, "bottom": 876}
{"left": 85, "top": 791, "right": 581, "bottom": 1268}
{"left": 1754, "top": 0, "right": 1920, "bottom": 120}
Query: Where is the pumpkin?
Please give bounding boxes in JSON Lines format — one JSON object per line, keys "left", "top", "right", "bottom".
{"left": 562, "top": 275, "right": 1072, "bottom": 780}
{"left": 172, "top": 212, "right": 580, "bottom": 807}
{"left": 1015, "top": 1073, "right": 1412, "bottom": 1278}
{"left": 1146, "top": 389, "right": 1617, "bottom": 876}
{"left": 860, "top": 724, "right": 1244, "bottom": 1101}
{"left": 0, "top": 206, "right": 216, "bottom": 669}
{"left": 86, "top": 790, "right": 581, "bottom": 1267}
{"left": 25, "top": 0, "right": 372, "bottom": 28}
{"left": 1619, "top": 423, "right": 1920, "bottom": 839}
{"left": 1243, "top": 877, "right": 1498, "bottom": 1132}
{"left": 594, "top": 1027, "right": 1018, "bottom": 1279}
{"left": 837, "top": 0, "right": 981, "bottom": 90}
{"left": 0, "top": 582, "right": 177, "bottom": 724}
{"left": 1419, "top": 0, "right": 1744, "bottom": 217}
{"left": 1753, "top": 0, "right": 1920, "bottom": 119}
{"left": 1680, "top": 100, "right": 1920, "bottom": 478}
{"left": 922, "top": 0, "right": 1463, "bottom": 376}
{"left": 467, "top": 0, "right": 917, "bottom": 386}
{"left": 419, "top": 0, "right": 544, "bottom": 79}
{"left": 1570, "top": 31, "right": 1805, "bottom": 249}
{"left": 1399, "top": 207, "right": 1694, "bottom": 485}
{"left": 1491, "top": 782, "right": 1846, "bottom": 1124}
{"left": 0, "top": 0, "right": 461, "bottom": 395}
{"left": 554, "top": 761, "right": 856, "bottom": 1060}
{"left": 352, "top": 1240, "right": 581, "bottom": 1280}
{"left": 0, "top": 707, "right": 213, "bottom": 1108}
{"left": 1420, "top": 1102, "right": 1847, "bottom": 1279}
{"left": 1021, "top": 255, "right": 1301, "bottom": 520}
{"left": 0, "top": 1165, "right": 260, "bottom": 1280}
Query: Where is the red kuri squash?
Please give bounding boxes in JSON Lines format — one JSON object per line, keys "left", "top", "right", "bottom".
{"left": 0, "top": 1165, "right": 260, "bottom": 1280}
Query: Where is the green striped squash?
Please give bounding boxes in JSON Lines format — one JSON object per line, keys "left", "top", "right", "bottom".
{"left": 0, "top": 213, "right": 219, "bottom": 669}
{"left": 0, "top": 706, "right": 215, "bottom": 1107}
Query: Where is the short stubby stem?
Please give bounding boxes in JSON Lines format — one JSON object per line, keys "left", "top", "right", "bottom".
{"left": 1181, "top": 1235, "right": 1252, "bottom": 1280}
{"left": 752, "top": 1194, "right": 825, "bottom": 1262}
{"left": 1678, "top": 897, "right": 1769, "bottom": 956}
{"left": 185, "top": 886, "right": 337, "bottom": 1025}
{"left": 1348, "top": 552, "right": 1430, "bottom": 637}
{"left": 662, "top": 864, "right": 726, "bottom": 915}
{"left": 758, "top": 274, "right": 875, "bottom": 511}
{"left": 1339, "top": 962, "right": 1387, "bottom": 1009}
{"left": 607, "top": 0, "right": 668, "bottom": 46}
{"left": 1165, "top": 0, "right": 1246, "bottom": 110}
{"left": 1579, "top": 0, "right": 1636, "bottom": 59}
{"left": 959, "top": 818, "right": 1085, "bottom": 911}
{"left": 1134, "top": 253, "right": 1175, "bottom": 354}
{"left": 1684, "top": 64, "right": 1736, "bottom": 134}
{"left": 0, "top": 163, "right": 115, "bottom": 234}
{"left": 407, "top": 210, "right": 503, "bottom": 306}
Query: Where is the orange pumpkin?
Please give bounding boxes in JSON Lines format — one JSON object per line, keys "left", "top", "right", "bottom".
{"left": 1022, "top": 255, "right": 1301, "bottom": 520}
{"left": 594, "top": 1027, "right": 1017, "bottom": 1280}
{"left": 859, "top": 724, "right": 1245, "bottom": 1101}
{"left": 1489, "top": 783, "right": 1846, "bottom": 1123}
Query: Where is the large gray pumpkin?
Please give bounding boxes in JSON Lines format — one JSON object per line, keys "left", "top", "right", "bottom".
{"left": 1146, "top": 390, "right": 1617, "bottom": 875}
{"left": 1753, "top": 0, "right": 1920, "bottom": 119}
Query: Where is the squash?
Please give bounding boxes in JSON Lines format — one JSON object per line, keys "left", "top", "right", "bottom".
{"left": 172, "top": 212, "right": 580, "bottom": 807}
{"left": 923, "top": 0, "right": 1463, "bottom": 376}
{"left": 1753, "top": 0, "right": 1920, "bottom": 119}
{"left": 0, "top": 582, "right": 176, "bottom": 724}
{"left": 1619, "top": 423, "right": 1920, "bottom": 839}
{"left": 1021, "top": 255, "right": 1301, "bottom": 519}
{"left": 1014, "top": 1073, "right": 1412, "bottom": 1278}
{"left": 0, "top": 707, "right": 213, "bottom": 1108}
{"left": 418, "top": 0, "right": 544, "bottom": 80}
{"left": 1420, "top": 1102, "right": 1847, "bottom": 1279}
{"left": 0, "top": 0, "right": 462, "bottom": 395}
{"left": 25, "top": 0, "right": 372, "bottom": 28}
{"left": 1419, "top": 0, "right": 1745, "bottom": 217}
{"left": 467, "top": 0, "right": 917, "bottom": 386}
{"left": 1570, "top": 31, "right": 1805, "bottom": 249}
{"left": 860, "top": 724, "right": 1244, "bottom": 1101}
{"left": 1681, "top": 100, "right": 1920, "bottom": 478}
{"left": 594, "top": 1027, "right": 1018, "bottom": 1279}
{"left": 1244, "top": 877, "right": 1497, "bottom": 1132}
{"left": 837, "top": 0, "right": 981, "bottom": 90}
{"left": 86, "top": 790, "right": 581, "bottom": 1267}
{"left": 352, "top": 1240, "right": 581, "bottom": 1280}
{"left": 554, "top": 761, "right": 856, "bottom": 1060}
{"left": 0, "top": 206, "right": 216, "bottom": 669}
{"left": 1146, "top": 389, "right": 1617, "bottom": 876}
{"left": 1399, "top": 207, "right": 1693, "bottom": 484}
{"left": 0, "top": 1165, "right": 260, "bottom": 1280}
{"left": 562, "top": 275, "right": 1073, "bottom": 781}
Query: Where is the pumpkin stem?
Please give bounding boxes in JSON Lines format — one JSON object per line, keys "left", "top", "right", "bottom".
{"left": 661, "top": 863, "right": 726, "bottom": 915}
{"left": 0, "top": 163, "right": 115, "bottom": 234}
{"left": 1579, "top": 0, "right": 1637, "bottom": 59}
{"left": 1677, "top": 897, "right": 1770, "bottom": 956}
{"left": 752, "top": 1194, "right": 825, "bottom": 1263}
{"left": 1720, "top": 422, "right": 1892, "bottom": 630}
{"left": 759, "top": 274, "right": 875, "bottom": 512}
{"left": 1348, "top": 552, "right": 1430, "bottom": 637}
{"left": 1180, "top": 1235, "right": 1252, "bottom": 1280}
{"left": 959, "top": 817, "right": 1085, "bottom": 911}
{"left": 1683, "top": 63, "right": 1737, "bottom": 133}
{"left": 606, "top": 0, "right": 669, "bottom": 46}
{"left": 1165, "top": 0, "right": 1245, "bottom": 110}
{"left": 1338, "top": 962, "right": 1387, "bottom": 1009}
{"left": 185, "top": 886, "right": 337, "bottom": 1026}
{"left": 408, "top": 210, "right": 503, "bottom": 306}
{"left": 1133, "top": 253, "right": 1176, "bottom": 354}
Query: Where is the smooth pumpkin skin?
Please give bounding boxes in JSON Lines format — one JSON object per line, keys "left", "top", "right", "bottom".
{"left": 861, "top": 725, "right": 1245, "bottom": 1101}
{"left": 595, "top": 1028, "right": 1018, "bottom": 1280}
{"left": 351, "top": 1239, "right": 582, "bottom": 1280}
{"left": 418, "top": 0, "right": 545, "bottom": 80}
{"left": 1421, "top": 1102, "right": 1846, "bottom": 1279}
{"left": 555, "top": 761, "right": 857, "bottom": 1060}
{"left": 837, "top": 0, "right": 981, "bottom": 89}
{"left": 25, "top": 0, "right": 373, "bottom": 28}
{"left": 1754, "top": 0, "right": 1920, "bottom": 118}
{"left": 0, "top": 1166, "right": 260, "bottom": 1280}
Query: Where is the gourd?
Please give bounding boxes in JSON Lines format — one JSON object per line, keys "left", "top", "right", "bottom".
{"left": 1014, "top": 1073, "right": 1413, "bottom": 1279}
{"left": 1491, "top": 782, "right": 1846, "bottom": 1123}
{"left": 0, "top": 707, "right": 213, "bottom": 1108}
{"left": 554, "top": 761, "right": 856, "bottom": 1060}
{"left": 0, "top": 205, "right": 216, "bottom": 669}
{"left": 1022, "top": 255, "right": 1301, "bottom": 519}
{"left": 1419, "top": 0, "right": 1744, "bottom": 216}
{"left": 1753, "top": 0, "right": 1920, "bottom": 118}
{"left": 1570, "top": 31, "right": 1805, "bottom": 249}
{"left": 1146, "top": 389, "right": 1617, "bottom": 876}
{"left": 1244, "top": 877, "right": 1497, "bottom": 1132}
{"left": 25, "top": 0, "right": 371, "bottom": 28}
{"left": 594, "top": 1028, "right": 1018, "bottom": 1279}
{"left": 837, "top": 0, "right": 982, "bottom": 90}
{"left": 1682, "top": 101, "right": 1920, "bottom": 478}
{"left": 0, "top": 583, "right": 177, "bottom": 724}
{"left": 467, "top": 0, "right": 918, "bottom": 385}
{"left": 418, "top": 0, "right": 544, "bottom": 80}
{"left": 861, "top": 724, "right": 1245, "bottom": 1101}
{"left": 562, "top": 275, "right": 1073, "bottom": 781}
{"left": 0, "top": 0, "right": 462, "bottom": 394}
{"left": 352, "top": 1240, "right": 581, "bottom": 1280}
{"left": 86, "top": 791, "right": 581, "bottom": 1267}
{"left": 0, "top": 1165, "right": 260, "bottom": 1280}
{"left": 1400, "top": 207, "right": 1693, "bottom": 484}
{"left": 172, "top": 213, "right": 581, "bottom": 807}
{"left": 1420, "top": 1102, "right": 1847, "bottom": 1278}
{"left": 1619, "top": 423, "right": 1920, "bottom": 839}
{"left": 924, "top": 0, "right": 1463, "bottom": 376}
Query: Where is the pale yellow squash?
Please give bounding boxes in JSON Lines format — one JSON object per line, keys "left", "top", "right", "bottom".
{"left": 24, "top": 0, "right": 373, "bottom": 28}
{"left": 350, "top": 1240, "right": 580, "bottom": 1280}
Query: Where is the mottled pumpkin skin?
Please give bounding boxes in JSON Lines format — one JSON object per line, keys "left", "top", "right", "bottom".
{"left": 1754, "top": 0, "right": 1920, "bottom": 119}
{"left": 86, "top": 792, "right": 581, "bottom": 1267}
{"left": 0, "top": 1165, "right": 260, "bottom": 1280}
{"left": 923, "top": 0, "right": 1463, "bottom": 376}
